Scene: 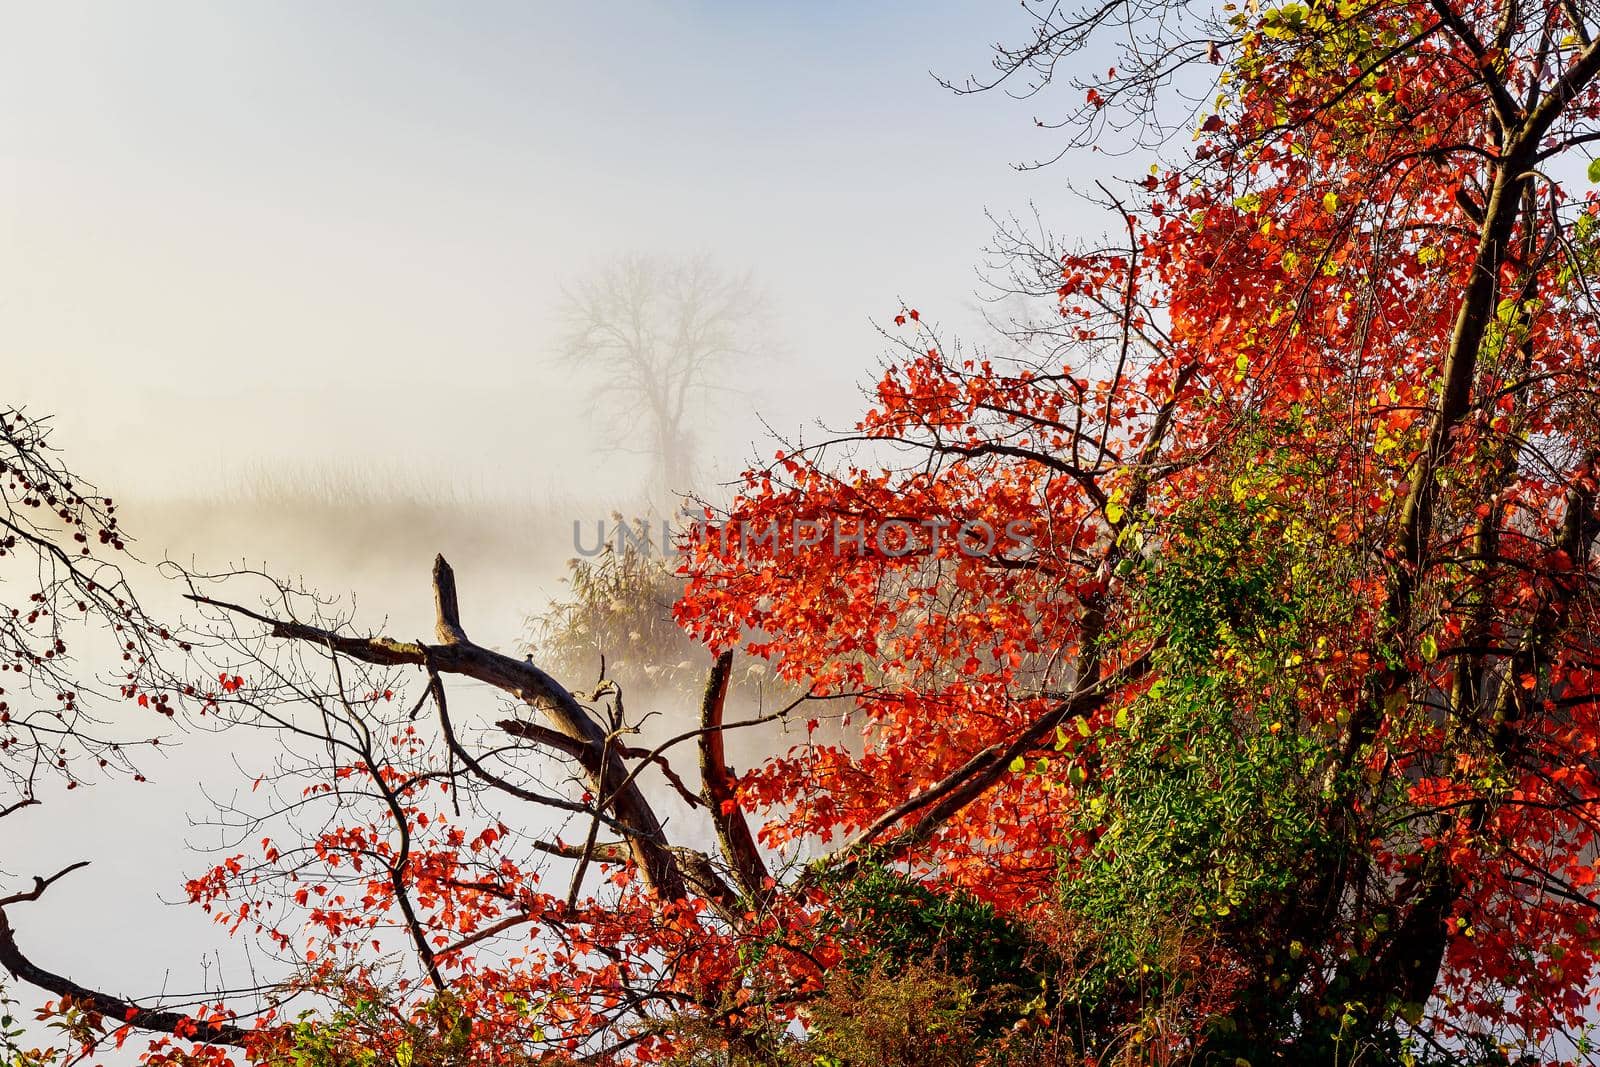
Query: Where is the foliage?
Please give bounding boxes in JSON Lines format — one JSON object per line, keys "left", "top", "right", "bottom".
{"left": 798, "top": 963, "right": 1001, "bottom": 1067}
{"left": 651, "top": 963, "right": 1059, "bottom": 1067}
{"left": 0, "top": 983, "right": 64, "bottom": 1067}
{"left": 1059, "top": 451, "right": 1348, "bottom": 1034}
{"left": 259, "top": 987, "right": 566, "bottom": 1067}
{"left": 524, "top": 518, "right": 708, "bottom": 699}
{"left": 817, "top": 864, "right": 1053, "bottom": 1041}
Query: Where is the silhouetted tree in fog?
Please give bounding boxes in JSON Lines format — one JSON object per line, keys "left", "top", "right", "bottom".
{"left": 560, "top": 255, "right": 764, "bottom": 503}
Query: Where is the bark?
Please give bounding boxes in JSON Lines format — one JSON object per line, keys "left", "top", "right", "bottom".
{"left": 698, "top": 650, "right": 770, "bottom": 904}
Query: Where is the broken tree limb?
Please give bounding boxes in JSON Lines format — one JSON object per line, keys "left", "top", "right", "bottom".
{"left": 189, "top": 555, "right": 688, "bottom": 899}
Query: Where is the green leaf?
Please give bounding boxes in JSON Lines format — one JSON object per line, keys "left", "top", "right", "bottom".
{"left": 1589, "top": 157, "right": 1600, "bottom": 183}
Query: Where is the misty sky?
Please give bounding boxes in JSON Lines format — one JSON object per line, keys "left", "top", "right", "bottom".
{"left": 3, "top": 1, "right": 1117, "bottom": 503}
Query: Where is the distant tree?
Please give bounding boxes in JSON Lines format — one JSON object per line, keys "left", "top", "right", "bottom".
{"left": 560, "top": 256, "right": 765, "bottom": 503}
